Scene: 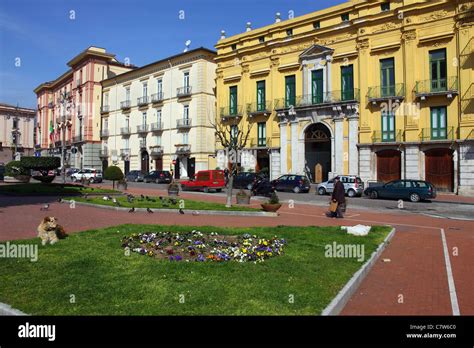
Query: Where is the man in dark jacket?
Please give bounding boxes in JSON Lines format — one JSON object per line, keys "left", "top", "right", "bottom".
{"left": 330, "top": 176, "right": 346, "bottom": 218}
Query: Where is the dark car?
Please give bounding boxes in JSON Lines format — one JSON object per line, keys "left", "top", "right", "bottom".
{"left": 271, "top": 174, "right": 311, "bottom": 193}
{"left": 126, "top": 170, "right": 145, "bottom": 182}
{"left": 233, "top": 172, "right": 266, "bottom": 190}
{"left": 0, "top": 163, "right": 5, "bottom": 181}
{"left": 251, "top": 177, "right": 275, "bottom": 197}
{"left": 144, "top": 170, "right": 172, "bottom": 184}
{"left": 364, "top": 179, "right": 436, "bottom": 203}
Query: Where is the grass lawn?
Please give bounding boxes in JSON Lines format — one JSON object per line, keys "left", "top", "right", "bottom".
{"left": 0, "top": 183, "right": 117, "bottom": 195}
{"left": 73, "top": 195, "right": 258, "bottom": 211}
{"left": 0, "top": 224, "right": 391, "bottom": 315}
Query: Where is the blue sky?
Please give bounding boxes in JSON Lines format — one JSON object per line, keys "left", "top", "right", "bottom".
{"left": 0, "top": 0, "right": 346, "bottom": 108}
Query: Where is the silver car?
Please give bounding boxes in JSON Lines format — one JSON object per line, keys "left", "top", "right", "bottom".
{"left": 317, "top": 175, "right": 364, "bottom": 197}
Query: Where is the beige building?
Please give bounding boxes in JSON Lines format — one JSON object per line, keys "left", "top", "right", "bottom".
{"left": 0, "top": 103, "right": 36, "bottom": 164}
{"left": 100, "top": 47, "right": 216, "bottom": 178}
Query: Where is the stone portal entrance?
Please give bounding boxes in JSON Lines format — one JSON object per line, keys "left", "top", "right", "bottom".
{"left": 304, "top": 123, "right": 331, "bottom": 183}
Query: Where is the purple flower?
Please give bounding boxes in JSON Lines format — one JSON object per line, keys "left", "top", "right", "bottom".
{"left": 175, "top": 255, "right": 183, "bottom": 261}
{"left": 169, "top": 256, "right": 174, "bottom": 261}
{"left": 197, "top": 254, "right": 205, "bottom": 262}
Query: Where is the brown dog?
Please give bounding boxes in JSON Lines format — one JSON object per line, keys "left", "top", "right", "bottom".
{"left": 37, "top": 217, "right": 67, "bottom": 245}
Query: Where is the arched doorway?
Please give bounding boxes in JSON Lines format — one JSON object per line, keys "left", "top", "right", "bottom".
{"left": 141, "top": 150, "right": 149, "bottom": 174}
{"left": 376, "top": 149, "right": 401, "bottom": 183}
{"left": 304, "top": 123, "right": 331, "bottom": 183}
{"left": 425, "top": 148, "right": 454, "bottom": 192}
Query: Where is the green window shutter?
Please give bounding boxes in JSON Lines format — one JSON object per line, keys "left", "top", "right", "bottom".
{"left": 257, "top": 81, "right": 266, "bottom": 111}
{"left": 381, "top": 112, "right": 395, "bottom": 142}
{"left": 311, "top": 69, "right": 324, "bottom": 104}
{"left": 257, "top": 122, "right": 266, "bottom": 147}
{"left": 229, "top": 86, "right": 237, "bottom": 114}
{"left": 430, "top": 106, "right": 447, "bottom": 139}
{"left": 429, "top": 49, "right": 447, "bottom": 92}
{"left": 341, "top": 65, "right": 354, "bottom": 101}
{"left": 380, "top": 58, "right": 395, "bottom": 97}
{"left": 285, "top": 75, "right": 296, "bottom": 108}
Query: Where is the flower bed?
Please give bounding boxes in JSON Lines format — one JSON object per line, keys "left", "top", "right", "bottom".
{"left": 121, "top": 230, "right": 286, "bottom": 263}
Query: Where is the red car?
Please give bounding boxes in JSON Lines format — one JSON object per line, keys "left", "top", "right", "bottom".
{"left": 180, "top": 170, "right": 225, "bottom": 193}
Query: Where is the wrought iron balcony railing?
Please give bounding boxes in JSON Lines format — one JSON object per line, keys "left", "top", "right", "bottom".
{"left": 150, "top": 122, "right": 164, "bottom": 132}
{"left": 419, "top": 127, "right": 456, "bottom": 142}
{"left": 151, "top": 92, "right": 164, "bottom": 103}
{"left": 176, "top": 118, "right": 192, "bottom": 129}
{"left": 175, "top": 144, "right": 191, "bottom": 154}
{"left": 246, "top": 101, "right": 273, "bottom": 116}
{"left": 415, "top": 77, "right": 458, "bottom": 97}
{"left": 120, "top": 148, "right": 130, "bottom": 157}
{"left": 371, "top": 130, "right": 404, "bottom": 143}
{"left": 120, "top": 127, "right": 131, "bottom": 135}
{"left": 100, "top": 129, "right": 109, "bottom": 137}
{"left": 72, "top": 135, "right": 83, "bottom": 143}
{"left": 150, "top": 145, "right": 164, "bottom": 157}
{"left": 367, "top": 83, "right": 405, "bottom": 102}
{"left": 137, "top": 124, "right": 149, "bottom": 133}
{"left": 275, "top": 89, "right": 360, "bottom": 110}
{"left": 177, "top": 86, "right": 192, "bottom": 97}
{"left": 120, "top": 100, "right": 131, "bottom": 109}
{"left": 101, "top": 105, "right": 110, "bottom": 113}
{"left": 137, "top": 96, "right": 149, "bottom": 106}
{"left": 251, "top": 137, "right": 272, "bottom": 147}
{"left": 99, "top": 149, "right": 109, "bottom": 158}
{"left": 220, "top": 105, "right": 243, "bottom": 119}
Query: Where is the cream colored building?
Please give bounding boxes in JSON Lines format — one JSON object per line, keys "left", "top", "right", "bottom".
{"left": 100, "top": 48, "right": 216, "bottom": 178}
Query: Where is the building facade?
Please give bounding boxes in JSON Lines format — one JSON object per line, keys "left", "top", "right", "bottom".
{"left": 214, "top": 0, "right": 474, "bottom": 193}
{"left": 34, "top": 46, "right": 133, "bottom": 170}
{"left": 0, "top": 103, "right": 36, "bottom": 164}
{"left": 100, "top": 48, "right": 216, "bottom": 179}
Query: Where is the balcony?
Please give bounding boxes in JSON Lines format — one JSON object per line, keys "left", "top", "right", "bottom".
{"left": 419, "top": 127, "right": 456, "bottom": 142}
{"left": 220, "top": 105, "right": 243, "bottom": 121}
{"left": 150, "top": 145, "right": 164, "bottom": 157}
{"left": 247, "top": 101, "right": 273, "bottom": 117}
{"left": 99, "top": 149, "right": 109, "bottom": 158}
{"left": 139, "top": 139, "right": 147, "bottom": 149}
{"left": 65, "top": 139, "right": 72, "bottom": 147}
{"left": 100, "top": 129, "right": 109, "bottom": 137}
{"left": 274, "top": 89, "right": 360, "bottom": 110}
{"left": 72, "top": 135, "right": 83, "bottom": 144}
{"left": 415, "top": 77, "right": 458, "bottom": 100}
{"left": 137, "top": 124, "right": 149, "bottom": 134}
{"left": 150, "top": 122, "right": 164, "bottom": 132}
{"left": 367, "top": 84, "right": 405, "bottom": 104}
{"left": 137, "top": 96, "right": 149, "bottom": 107}
{"left": 371, "top": 130, "right": 404, "bottom": 143}
{"left": 151, "top": 92, "right": 164, "bottom": 103}
{"left": 177, "top": 86, "right": 192, "bottom": 98}
{"left": 175, "top": 144, "right": 191, "bottom": 155}
{"left": 101, "top": 105, "right": 110, "bottom": 114}
{"left": 120, "top": 148, "right": 131, "bottom": 158}
{"left": 120, "top": 100, "right": 131, "bottom": 110}
{"left": 76, "top": 79, "right": 82, "bottom": 87}
{"left": 176, "top": 118, "right": 192, "bottom": 129}
{"left": 120, "top": 127, "right": 132, "bottom": 136}
{"left": 251, "top": 137, "right": 272, "bottom": 148}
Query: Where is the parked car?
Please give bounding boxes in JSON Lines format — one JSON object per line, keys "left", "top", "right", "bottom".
{"left": 0, "top": 163, "right": 5, "bottom": 181}
{"left": 180, "top": 170, "right": 225, "bottom": 193}
{"left": 271, "top": 174, "right": 311, "bottom": 193}
{"left": 66, "top": 167, "right": 80, "bottom": 177}
{"left": 126, "top": 170, "right": 145, "bottom": 182}
{"left": 144, "top": 170, "right": 172, "bottom": 184}
{"left": 233, "top": 172, "right": 267, "bottom": 190}
{"left": 364, "top": 179, "right": 437, "bottom": 202}
{"left": 251, "top": 177, "right": 275, "bottom": 197}
{"left": 317, "top": 175, "right": 364, "bottom": 197}
{"left": 70, "top": 168, "right": 103, "bottom": 183}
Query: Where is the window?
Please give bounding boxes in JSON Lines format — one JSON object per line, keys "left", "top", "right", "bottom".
{"left": 143, "top": 82, "right": 148, "bottom": 96}
{"left": 381, "top": 112, "right": 395, "bottom": 142}
{"left": 157, "top": 79, "right": 163, "bottom": 95}
{"left": 341, "top": 65, "right": 354, "bottom": 100}
{"left": 341, "top": 13, "right": 349, "bottom": 22}
{"left": 125, "top": 87, "right": 130, "bottom": 101}
{"left": 381, "top": 2, "right": 390, "bottom": 12}
{"left": 430, "top": 106, "right": 447, "bottom": 139}
{"left": 380, "top": 58, "right": 395, "bottom": 96}
{"left": 229, "top": 86, "right": 238, "bottom": 114}
{"left": 258, "top": 36, "right": 265, "bottom": 43}
{"left": 104, "top": 93, "right": 109, "bottom": 106}
{"left": 104, "top": 118, "right": 108, "bottom": 130}
{"left": 286, "top": 28, "right": 293, "bottom": 37}
{"left": 124, "top": 138, "right": 129, "bottom": 149}
{"left": 183, "top": 72, "right": 190, "bottom": 88}
{"left": 155, "top": 135, "right": 162, "bottom": 146}
{"left": 198, "top": 172, "right": 210, "bottom": 181}
{"left": 429, "top": 49, "right": 447, "bottom": 92}
{"left": 313, "top": 21, "right": 320, "bottom": 29}
{"left": 285, "top": 75, "right": 296, "bottom": 107}
{"left": 183, "top": 105, "right": 189, "bottom": 120}
{"left": 157, "top": 109, "right": 162, "bottom": 123}
{"left": 312, "top": 69, "right": 324, "bottom": 104}
{"left": 231, "top": 44, "right": 237, "bottom": 51}
{"left": 258, "top": 122, "right": 266, "bottom": 147}
{"left": 125, "top": 117, "right": 129, "bottom": 128}
{"left": 230, "top": 125, "right": 238, "bottom": 146}
{"left": 142, "top": 112, "right": 147, "bottom": 126}
{"left": 256, "top": 81, "right": 266, "bottom": 111}
{"left": 12, "top": 119, "right": 18, "bottom": 129}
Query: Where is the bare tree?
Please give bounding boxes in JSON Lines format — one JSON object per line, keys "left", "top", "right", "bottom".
{"left": 210, "top": 117, "right": 253, "bottom": 207}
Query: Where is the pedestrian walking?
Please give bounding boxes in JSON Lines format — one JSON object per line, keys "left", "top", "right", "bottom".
{"left": 224, "top": 168, "right": 229, "bottom": 187}
{"left": 327, "top": 176, "right": 345, "bottom": 218}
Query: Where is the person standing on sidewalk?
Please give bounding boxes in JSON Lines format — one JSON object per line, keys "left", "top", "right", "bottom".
{"left": 330, "top": 176, "right": 346, "bottom": 218}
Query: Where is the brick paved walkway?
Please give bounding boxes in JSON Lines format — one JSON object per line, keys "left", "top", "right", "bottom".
{"left": 0, "top": 188, "right": 472, "bottom": 315}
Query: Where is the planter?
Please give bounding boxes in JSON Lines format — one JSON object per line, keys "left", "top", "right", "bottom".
{"left": 4, "top": 175, "right": 31, "bottom": 183}
{"left": 261, "top": 203, "right": 282, "bottom": 212}
{"left": 33, "top": 175, "right": 55, "bottom": 184}
{"left": 236, "top": 195, "right": 251, "bottom": 205}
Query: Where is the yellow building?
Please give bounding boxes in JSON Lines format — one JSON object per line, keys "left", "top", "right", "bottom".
{"left": 215, "top": 0, "right": 474, "bottom": 194}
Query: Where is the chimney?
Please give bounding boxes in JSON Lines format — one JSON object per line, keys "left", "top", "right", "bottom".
{"left": 220, "top": 30, "right": 226, "bottom": 40}
{"left": 246, "top": 22, "right": 252, "bottom": 32}
{"left": 275, "top": 12, "right": 281, "bottom": 23}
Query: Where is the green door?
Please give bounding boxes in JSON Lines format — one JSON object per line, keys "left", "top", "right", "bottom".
{"left": 429, "top": 49, "right": 447, "bottom": 92}
{"left": 229, "top": 86, "right": 237, "bottom": 114}
{"left": 430, "top": 106, "right": 447, "bottom": 139}
{"left": 312, "top": 69, "right": 324, "bottom": 104}
{"left": 285, "top": 75, "right": 296, "bottom": 108}
{"left": 380, "top": 58, "right": 395, "bottom": 97}
{"left": 381, "top": 112, "right": 395, "bottom": 142}
{"left": 257, "top": 81, "right": 266, "bottom": 111}
{"left": 341, "top": 65, "right": 354, "bottom": 101}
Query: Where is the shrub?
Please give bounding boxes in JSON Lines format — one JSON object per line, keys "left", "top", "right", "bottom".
{"left": 20, "top": 156, "right": 60, "bottom": 172}
{"left": 5, "top": 161, "right": 29, "bottom": 177}
{"left": 104, "top": 166, "right": 124, "bottom": 189}
{"left": 268, "top": 191, "right": 280, "bottom": 205}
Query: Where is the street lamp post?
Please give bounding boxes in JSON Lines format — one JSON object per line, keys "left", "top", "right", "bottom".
{"left": 56, "top": 91, "right": 74, "bottom": 184}
{"left": 5, "top": 104, "right": 21, "bottom": 161}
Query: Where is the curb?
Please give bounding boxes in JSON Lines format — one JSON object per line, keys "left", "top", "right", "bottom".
{"left": 0, "top": 302, "right": 28, "bottom": 316}
{"left": 321, "top": 226, "right": 396, "bottom": 316}
{"left": 62, "top": 200, "right": 278, "bottom": 217}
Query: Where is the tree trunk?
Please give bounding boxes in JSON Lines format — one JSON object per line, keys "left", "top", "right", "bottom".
{"left": 112, "top": 180, "right": 115, "bottom": 190}
{"left": 226, "top": 175, "right": 233, "bottom": 208}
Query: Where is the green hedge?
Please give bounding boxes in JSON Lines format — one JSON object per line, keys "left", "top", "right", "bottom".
{"left": 5, "top": 161, "right": 29, "bottom": 177}
{"left": 20, "top": 156, "right": 60, "bottom": 170}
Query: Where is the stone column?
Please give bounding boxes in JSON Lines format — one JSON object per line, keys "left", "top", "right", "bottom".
{"left": 334, "top": 117, "right": 344, "bottom": 176}
{"left": 453, "top": 147, "right": 458, "bottom": 194}
{"left": 348, "top": 115, "right": 359, "bottom": 175}
{"left": 280, "top": 121, "right": 288, "bottom": 174}
{"left": 290, "top": 120, "right": 300, "bottom": 173}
